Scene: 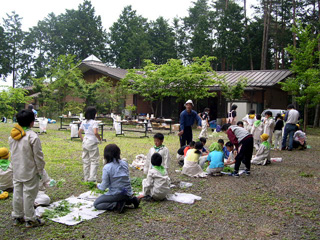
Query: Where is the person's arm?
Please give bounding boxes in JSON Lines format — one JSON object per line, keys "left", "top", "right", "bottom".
{"left": 198, "top": 113, "right": 203, "bottom": 120}
{"left": 284, "top": 111, "right": 289, "bottom": 122}
{"left": 30, "top": 134, "right": 46, "bottom": 177}
{"left": 163, "top": 148, "right": 170, "bottom": 171}
{"left": 178, "top": 112, "right": 185, "bottom": 136}
{"left": 97, "top": 167, "right": 110, "bottom": 191}
{"left": 195, "top": 112, "right": 202, "bottom": 128}
{"left": 94, "top": 127, "right": 101, "bottom": 142}
{"left": 78, "top": 128, "right": 84, "bottom": 141}
{"left": 227, "top": 129, "right": 239, "bottom": 149}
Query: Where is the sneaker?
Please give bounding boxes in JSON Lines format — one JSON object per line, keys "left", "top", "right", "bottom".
{"left": 13, "top": 218, "right": 25, "bottom": 226}
{"left": 25, "top": 218, "right": 45, "bottom": 228}
{"left": 229, "top": 171, "right": 240, "bottom": 177}
{"left": 245, "top": 169, "right": 251, "bottom": 176}
{"left": 141, "top": 195, "right": 153, "bottom": 202}
{"left": 115, "top": 201, "right": 126, "bottom": 214}
{"left": 131, "top": 197, "right": 140, "bottom": 209}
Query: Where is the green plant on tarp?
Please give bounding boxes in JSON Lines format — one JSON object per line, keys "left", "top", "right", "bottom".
{"left": 43, "top": 200, "right": 74, "bottom": 219}
{"left": 130, "top": 177, "right": 143, "bottom": 194}
{"left": 202, "top": 161, "right": 209, "bottom": 171}
{"left": 222, "top": 166, "right": 234, "bottom": 173}
{"left": 80, "top": 181, "right": 108, "bottom": 194}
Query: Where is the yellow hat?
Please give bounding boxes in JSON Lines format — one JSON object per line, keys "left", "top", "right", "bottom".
{"left": 0, "top": 147, "right": 10, "bottom": 159}
{"left": 260, "top": 133, "right": 269, "bottom": 142}
{"left": 296, "top": 124, "right": 300, "bottom": 128}
{"left": 10, "top": 124, "right": 26, "bottom": 141}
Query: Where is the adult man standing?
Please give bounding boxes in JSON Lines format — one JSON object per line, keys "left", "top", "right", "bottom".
{"left": 282, "top": 104, "right": 300, "bottom": 151}
{"left": 178, "top": 100, "right": 202, "bottom": 147}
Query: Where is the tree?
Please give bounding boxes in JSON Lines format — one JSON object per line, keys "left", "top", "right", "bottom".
{"left": 2, "top": 11, "right": 27, "bottom": 87}
{"left": 218, "top": 76, "right": 247, "bottom": 109}
{"left": 108, "top": 6, "right": 151, "bottom": 68}
{"left": 0, "top": 87, "right": 32, "bottom": 119}
{"left": 148, "top": 17, "right": 177, "bottom": 64}
{"left": 280, "top": 22, "right": 320, "bottom": 131}
{"left": 121, "top": 56, "right": 218, "bottom": 116}
{"left": 0, "top": 26, "right": 10, "bottom": 80}
{"left": 183, "top": 0, "right": 213, "bottom": 60}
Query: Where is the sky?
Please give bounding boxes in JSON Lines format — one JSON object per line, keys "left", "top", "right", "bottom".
{"left": 0, "top": 0, "right": 259, "bottom": 88}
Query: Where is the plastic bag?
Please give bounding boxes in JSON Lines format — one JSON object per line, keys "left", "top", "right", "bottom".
{"left": 70, "top": 124, "right": 79, "bottom": 138}
{"left": 271, "top": 157, "right": 282, "bottom": 162}
{"left": 179, "top": 182, "right": 193, "bottom": 188}
{"left": 114, "top": 121, "right": 122, "bottom": 135}
{"left": 39, "top": 118, "right": 48, "bottom": 133}
{"left": 166, "top": 192, "right": 201, "bottom": 204}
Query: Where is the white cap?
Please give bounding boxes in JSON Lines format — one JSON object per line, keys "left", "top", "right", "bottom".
{"left": 184, "top": 100, "right": 194, "bottom": 106}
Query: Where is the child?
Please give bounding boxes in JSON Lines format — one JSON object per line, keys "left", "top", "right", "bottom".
{"left": 251, "top": 114, "right": 264, "bottom": 151}
{"left": 263, "top": 111, "right": 275, "bottom": 144}
{"left": 181, "top": 142, "right": 207, "bottom": 178}
{"left": 94, "top": 144, "right": 139, "bottom": 213}
{"left": 227, "top": 105, "right": 238, "bottom": 125}
{"left": 198, "top": 108, "right": 210, "bottom": 139}
{"left": 251, "top": 134, "right": 271, "bottom": 165}
{"left": 242, "top": 110, "right": 256, "bottom": 132}
{"left": 218, "top": 139, "right": 229, "bottom": 160}
{"left": 78, "top": 106, "right": 101, "bottom": 182}
{"left": 183, "top": 141, "right": 195, "bottom": 157}
{"left": 144, "top": 133, "right": 170, "bottom": 175}
{"left": 139, "top": 153, "right": 170, "bottom": 201}
{"left": 237, "top": 121, "right": 244, "bottom": 128}
{"left": 9, "top": 109, "right": 45, "bottom": 227}
{"left": 224, "top": 142, "right": 246, "bottom": 170}
{"left": 0, "top": 147, "right": 13, "bottom": 191}
{"left": 206, "top": 143, "right": 224, "bottom": 176}
{"left": 273, "top": 114, "right": 284, "bottom": 150}
{"left": 293, "top": 127, "right": 307, "bottom": 150}
{"left": 221, "top": 123, "right": 253, "bottom": 177}
{"left": 198, "top": 138, "right": 209, "bottom": 168}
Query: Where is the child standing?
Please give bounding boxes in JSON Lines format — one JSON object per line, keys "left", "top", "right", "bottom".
{"left": 227, "top": 105, "right": 238, "bottom": 125}
{"left": 9, "top": 109, "right": 45, "bottom": 227}
{"left": 94, "top": 144, "right": 139, "bottom": 213}
{"left": 198, "top": 108, "right": 210, "bottom": 139}
{"left": 273, "top": 114, "right": 284, "bottom": 150}
{"left": 206, "top": 143, "right": 224, "bottom": 176}
{"left": 78, "top": 107, "right": 101, "bottom": 182}
{"left": 0, "top": 147, "right": 13, "bottom": 191}
{"left": 181, "top": 142, "right": 207, "bottom": 178}
{"left": 263, "top": 111, "right": 275, "bottom": 144}
{"left": 251, "top": 134, "right": 271, "bottom": 165}
{"left": 251, "top": 114, "right": 264, "bottom": 151}
{"left": 139, "top": 153, "right": 170, "bottom": 201}
{"left": 242, "top": 110, "right": 256, "bottom": 132}
{"left": 144, "top": 133, "right": 170, "bottom": 175}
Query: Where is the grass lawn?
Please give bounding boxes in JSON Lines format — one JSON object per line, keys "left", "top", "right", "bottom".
{"left": 0, "top": 123, "right": 319, "bottom": 240}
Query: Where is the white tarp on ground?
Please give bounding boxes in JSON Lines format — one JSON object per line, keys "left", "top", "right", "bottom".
{"left": 166, "top": 192, "right": 202, "bottom": 204}
{"left": 130, "top": 154, "right": 147, "bottom": 170}
{"left": 35, "top": 192, "right": 104, "bottom": 226}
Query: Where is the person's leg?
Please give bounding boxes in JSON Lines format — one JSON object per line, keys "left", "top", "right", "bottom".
{"left": 241, "top": 137, "right": 253, "bottom": 172}
{"left": 288, "top": 125, "right": 295, "bottom": 150}
{"left": 23, "top": 174, "right": 40, "bottom": 222}
{"left": 282, "top": 125, "right": 289, "bottom": 149}
{"left": 199, "top": 156, "right": 207, "bottom": 168}
{"left": 88, "top": 145, "right": 99, "bottom": 182}
{"left": 82, "top": 148, "right": 90, "bottom": 182}
{"left": 94, "top": 194, "right": 128, "bottom": 210}
{"left": 184, "top": 126, "right": 193, "bottom": 145}
{"left": 12, "top": 180, "right": 24, "bottom": 220}
{"left": 234, "top": 146, "right": 245, "bottom": 173}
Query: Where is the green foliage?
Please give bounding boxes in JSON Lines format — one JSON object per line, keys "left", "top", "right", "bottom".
{"left": 43, "top": 200, "right": 73, "bottom": 219}
{"left": 280, "top": 22, "right": 320, "bottom": 107}
{"left": 299, "top": 172, "right": 314, "bottom": 178}
{"left": 222, "top": 166, "right": 234, "bottom": 173}
{"left": 0, "top": 86, "right": 32, "bottom": 118}
{"left": 108, "top": 5, "right": 151, "bottom": 68}
{"left": 122, "top": 56, "right": 218, "bottom": 113}
{"left": 130, "top": 177, "right": 143, "bottom": 194}
{"left": 63, "top": 101, "right": 86, "bottom": 115}
{"left": 218, "top": 76, "right": 247, "bottom": 104}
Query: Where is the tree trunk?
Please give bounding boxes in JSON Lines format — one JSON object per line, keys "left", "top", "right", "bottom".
{"left": 292, "top": 0, "right": 296, "bottom": 61}
{"left": 244, "top": 0, "right": 254, "bottom": 70}
{"left": 313, "top": 104, "right": 320, "bottom": 128}
{"left": 303, "top": 101, "right": 308, "bottom": 132}
{"left": 261, "top": 0, "right": 272, "bottom": 70}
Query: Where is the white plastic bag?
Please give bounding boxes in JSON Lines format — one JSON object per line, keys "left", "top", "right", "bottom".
{"left": 70, "top": 124, "right": 79, "bottom": 138}
{"left": 39, "top": 118, "right": 48, "bottom": 133}
{"left": 114, "top": 121, "right": 122, "bottom": 135}
{"left": 179, "top": 182, "right": 193, "bottom": 188}
{"left": 166, "top": 192, "right": 202, "bottom": 204}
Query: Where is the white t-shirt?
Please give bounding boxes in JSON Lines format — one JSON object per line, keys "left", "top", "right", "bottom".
{"left": 80, "top": 119, "right": 99, "bottom": 142}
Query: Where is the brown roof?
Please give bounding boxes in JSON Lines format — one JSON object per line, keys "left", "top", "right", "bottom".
{"left": 78, "top": 57, "right": 128, "bottom": 80}
{"left": 213, "top": 70, "right": 292, "bottom": 88}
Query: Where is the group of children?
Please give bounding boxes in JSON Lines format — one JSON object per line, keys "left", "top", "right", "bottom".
{"left": 1, "top": 105, "right": 306, "bottom": 227}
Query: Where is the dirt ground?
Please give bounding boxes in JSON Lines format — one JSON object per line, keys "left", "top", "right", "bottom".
{"left": 0, "top": 123, "right": 319, "bottom": 240}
